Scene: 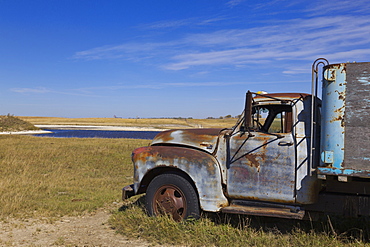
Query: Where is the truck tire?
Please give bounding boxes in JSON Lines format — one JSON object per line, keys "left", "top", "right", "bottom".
{"left": 145, "top": 173, "right": 200, "bottom": 221}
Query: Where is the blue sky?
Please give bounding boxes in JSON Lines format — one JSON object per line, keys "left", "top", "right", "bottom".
{"left": 1, "top": 0, "right": 370, "bottom": 118}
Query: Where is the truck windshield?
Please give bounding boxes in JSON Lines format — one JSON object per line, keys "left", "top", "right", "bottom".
{"left": 252, "top": 105, "right": 292, "bottom": 133}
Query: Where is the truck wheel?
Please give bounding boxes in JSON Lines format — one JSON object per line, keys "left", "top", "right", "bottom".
{"left": 145, "top": 173, "right": 200, "bottom": 221}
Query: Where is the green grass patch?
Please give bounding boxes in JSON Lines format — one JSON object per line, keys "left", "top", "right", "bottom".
{"left": 0, "top": 114, "right": 39, "bottom": 132}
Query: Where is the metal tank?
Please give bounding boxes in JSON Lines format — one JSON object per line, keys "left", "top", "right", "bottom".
{"left": 318, "top": 62, "right": 370, "bottom": 179}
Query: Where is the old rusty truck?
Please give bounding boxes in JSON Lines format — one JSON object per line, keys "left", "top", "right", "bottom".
{"left": 123, "top": 58, "right": 370, "bottom": 221}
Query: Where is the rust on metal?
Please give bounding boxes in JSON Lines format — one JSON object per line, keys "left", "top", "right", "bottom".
{"left": 152, "top": 128, "right": 223, "bottom": 153}
{"left": 221, "top": 204, "right": 305, "bottom": 220}
{"left": 224, "top": 93, "right": 320, "bottom": 205}
{"left": 320, "top": 61, "right": 370, "bottom": 176}
{"left": 221, "top": 200, "right": 304, "bottom": 219}
{"left": 245, "top": 153, "right": 263, "bottom": 170}
{"left": 254, "top": 93, "right": 310, "bottom": 100}
{"left": 132, "top": 145, "right": 229, "bottom": 212}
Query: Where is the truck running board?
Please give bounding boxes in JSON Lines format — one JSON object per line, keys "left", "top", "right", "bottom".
{"left": 221, "top": 200, "right": 305, "bottom": 220}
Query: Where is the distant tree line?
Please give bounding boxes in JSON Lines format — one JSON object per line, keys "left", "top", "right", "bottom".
{"left": 125, "top": 115, "right": 240, "bottom": 119}
{"left": 206, "top": 114, "right": 240, "bottom": 119}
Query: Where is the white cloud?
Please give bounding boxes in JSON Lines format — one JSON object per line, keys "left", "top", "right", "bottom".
{"left": 138, "top": 16, "right": 229, "bottom": 30}
{"left": 73, "top": 14, "right": 370, "bottom": 71}
{"left": 226, "top": 0, "right": 245, "bottom": 7}
{"left": 10, "top": 87, "right": 103, "bottom": 97}
{"left": 72, "top": 42, "right": 170, "bottom": 61}
{"left": 321, "top": 49, "right": 370, "bottom": 61}
{"left": 10, "top": 87, "right": 50, "bottom": 94}
{"left": 306, "top": 0, "right": 370, "bottom": 16}
{"left": 140, "top": 19, "right": 194, "bottom": 29}
{"left": 161, "top": 80, "right": 292, "bottom": 87}
{"left": 164, "top": 16, "right": 370, "bottom": 70}
{"left": 283, "top": 68, "right": 310, "bottom": 74}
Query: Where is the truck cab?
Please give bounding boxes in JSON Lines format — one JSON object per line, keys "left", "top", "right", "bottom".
{"left": 218, "top": 93, "right": 320, "bottom": 207}
{"left": 125, "top": 92, "right": 322, "bottom": 220}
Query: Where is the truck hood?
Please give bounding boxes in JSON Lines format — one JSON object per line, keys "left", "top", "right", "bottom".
{"left": 151, "top": 128, "right": 223, "bottom": 153}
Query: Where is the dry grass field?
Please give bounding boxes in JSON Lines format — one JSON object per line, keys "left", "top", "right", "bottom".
{"left": 0, "top": 117, "right": 369, "bottom": 246}
{"left": 1, "top": 135, "right": 368, "bottom": 246}
{"left": 0, "top": 135, "right": 147, "bottom": 218}
{"left": 19, "top": 116, "right": 238, "bottom": 129}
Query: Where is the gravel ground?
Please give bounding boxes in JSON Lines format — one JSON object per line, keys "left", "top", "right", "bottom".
{"left": 0, "top": 207, "right": 150, "bottom": 246}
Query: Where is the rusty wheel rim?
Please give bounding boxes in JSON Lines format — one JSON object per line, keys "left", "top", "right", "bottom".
{"left": 152, "top": 184, "right": 187, "bottom": 221}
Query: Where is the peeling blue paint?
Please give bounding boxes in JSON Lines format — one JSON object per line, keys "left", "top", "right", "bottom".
{"left": 319, "top": 62, "right": 370, "bottom": 178}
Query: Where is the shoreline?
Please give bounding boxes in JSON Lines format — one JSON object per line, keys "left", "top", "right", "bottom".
{"left": 0, "top": 125, "right": 168, "bottom": 135}
{"left": 0, "top": 130, "right": 53, "bottom": 135}
{"left": 35, "top": 125, "right": 168, "bottom": 131}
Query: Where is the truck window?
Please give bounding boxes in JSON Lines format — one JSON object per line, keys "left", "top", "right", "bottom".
{"left": 252, "top": 105, "right": 292, "bottom": 133}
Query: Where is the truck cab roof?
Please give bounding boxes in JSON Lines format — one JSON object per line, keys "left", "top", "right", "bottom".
{"left": 254, "top": 93, "right": 311, "bottom": 102}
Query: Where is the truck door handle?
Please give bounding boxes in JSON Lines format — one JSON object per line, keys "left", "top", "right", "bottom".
{"left": 278, "top": 141, "right": 293, "bottom": 146}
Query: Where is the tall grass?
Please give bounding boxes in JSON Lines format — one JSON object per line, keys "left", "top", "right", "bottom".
{"left": 0, "top": 135, "right": 148, "bottom": 218}
{"left": 111, "top": 199, "right": 369, "bottom": 246}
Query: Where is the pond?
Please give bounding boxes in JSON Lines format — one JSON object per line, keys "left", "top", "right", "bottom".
{"left": 33, "top": 129, "right": 161, "bottom": 140}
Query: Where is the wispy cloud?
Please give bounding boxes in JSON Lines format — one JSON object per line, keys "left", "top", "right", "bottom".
{"left": 9, "top": 78, "right": 306, "bottom": 101}
{"left": 72, "top": 42, "right": 172, "bottom": 61}
{"left": 226, "top": 0, "right": 246, "bottom": 7}
{"left": 139, "top": 16, "right": 229, "bottom": 30}
{"left": 10, "top": 87, "right": 51, "bottom": 94}
{"left": 10, "top": 87, "right": 101, "bottom": 97}
{"left": 283, "top": 68, "right": 310, "bottom": 75}
{"left": 73, "top": 13, "right": 370, "bottom": 71}
{"left": 161, "top": 80, "right": 296, "bottom": 87}
{"left": 164, "top": 16, "right": 370, "bottom": 70}
{"left": 306, "top": 0, "right": 370, "bottom": 16}
{"left": 142, "top": 19, "right": 193, "bottom": 29}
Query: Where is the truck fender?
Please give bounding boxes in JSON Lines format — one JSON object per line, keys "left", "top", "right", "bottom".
{"left": 132, "top": 145, "right": 229, "bottom": 212}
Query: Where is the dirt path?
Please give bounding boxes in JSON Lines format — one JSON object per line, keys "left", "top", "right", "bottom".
{"left": 0, "top": 208, "right": 149, "bottom": 246}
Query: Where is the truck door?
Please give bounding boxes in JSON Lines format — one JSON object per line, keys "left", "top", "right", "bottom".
{"left": 227, "top": 104, "right": 297, "bottom": 203}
